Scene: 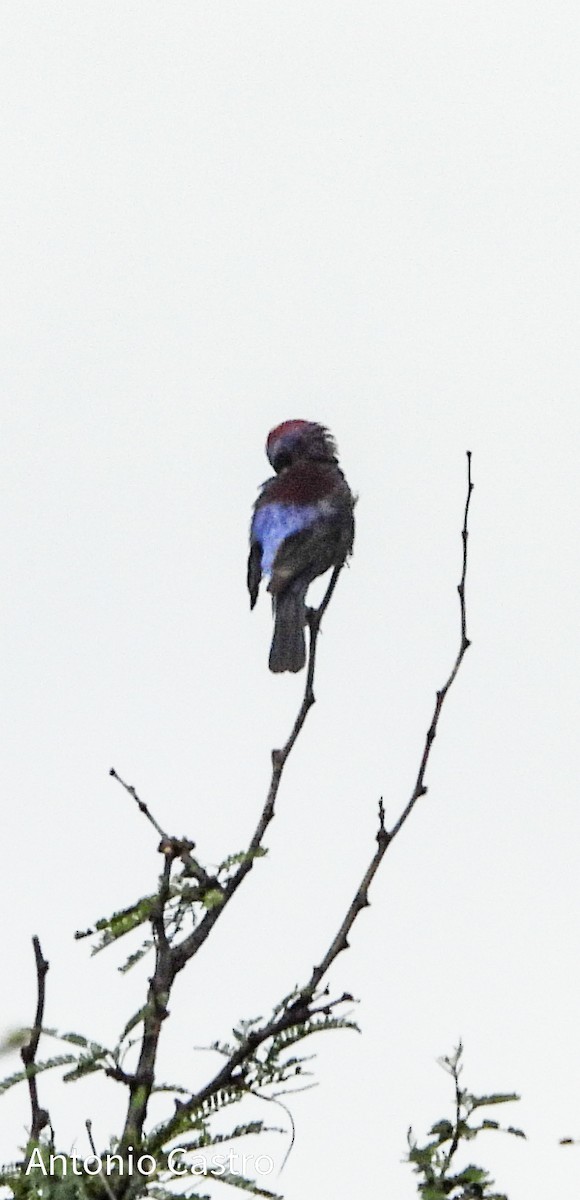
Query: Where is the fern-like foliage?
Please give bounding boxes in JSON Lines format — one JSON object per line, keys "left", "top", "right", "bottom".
{"left": 0, "top": 818, "right": 355, "bottom": 1200}
{"left": 407, "top": 1043, "right": 525, "bottom": 1199}
{"left": 72, "top": 850, "right": 266, "bottom": 976}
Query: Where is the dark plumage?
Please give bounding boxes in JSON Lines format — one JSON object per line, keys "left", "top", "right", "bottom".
{"left": 248, "top": 420, "right": 355, "bottom": 672}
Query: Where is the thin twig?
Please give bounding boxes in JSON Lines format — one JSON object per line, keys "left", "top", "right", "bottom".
{"left": 389, "top": 451, "right": 473, "bottom": 841}
{"left": 171, "top": 563, "right": 345, "bottom": 972}
{"left": 303, "top": 803, "right": 390, "bottom": 999}
{"left": 110, "top": 768, "right": 212, "bottom": 887}
{"left": 21, "top": 936, "right": 50, "bottom": 1162}
{"left": 152, "top": 855, "right": 172, "bottom": 958}
{"left": 109, "top": 768, "right": 167, "bottom": 839}
{"left": 443, "top": 1047, "right": 464, "bottom": 1172}
{"left": 252, "top": 1089, "right": 296, "bottom": 1175}
{"left": 117, "top": 867, "right": 174, "bottom": 1162}
{"left": 250, "top": 563, "right": 343, "bottom": 849}
{"left": 302, "top": 452, "right": 474, "bottom": 992}
{"left": 86, "top": 1120, "right": 117, "bottom": 1200}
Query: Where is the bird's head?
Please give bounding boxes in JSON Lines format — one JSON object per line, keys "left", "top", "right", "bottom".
{"left": 266, "top": 420, "right": 338, "bottom": 472}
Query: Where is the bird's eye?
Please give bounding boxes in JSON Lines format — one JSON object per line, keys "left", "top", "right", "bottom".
{"left": 273, "top": 450, "right": 292, "bottom": 472}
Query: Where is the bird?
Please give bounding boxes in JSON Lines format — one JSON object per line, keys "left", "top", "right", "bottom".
{"left": 248, "top": 420, "right": 355, "bottom": 673}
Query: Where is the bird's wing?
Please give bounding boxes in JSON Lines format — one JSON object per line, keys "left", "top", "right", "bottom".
{"left": 247, "top": 540, "right": 262, "bottom": 609}
{"left": 267, "top": 516, "right": 347, "bottom": 596}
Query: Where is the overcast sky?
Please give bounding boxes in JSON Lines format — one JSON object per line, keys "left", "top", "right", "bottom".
{"left": 2, "top": 4, "right": 579, "bottom": 1197}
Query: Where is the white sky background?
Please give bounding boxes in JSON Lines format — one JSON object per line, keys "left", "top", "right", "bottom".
{"left": 1, "top": 2, "right": 579, "bottom": 1196}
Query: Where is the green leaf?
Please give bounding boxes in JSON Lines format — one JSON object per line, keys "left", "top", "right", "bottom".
{"left": 455, "top": 1163, "right": 489, "bottom": 1184}
{"left": 428, "top": 1119, "right": 454, "bottom": 1141}
{"left": 206, "top": 1166, "right": 282, "bottom": 1198}
{"left": 63, "top": 1055, "right": 107, "bottom": 1082}
{"left": 201, "top": 889, "right": 225, "bottom": 910}
{"left": 407, "top": 1046, "right": 524, "bottom": 1198}
{"left": 217, "top": 848, "right": 267, "bottom": 874}
{"left": 0, "top": 1054, "right": 77, "bottom": 1094}
{"left": 54, "top": 1032, "right": 110, "bottom": 1056}
{"left": 0, "top": 1028, "right": 28, "bottom": 1056}
{"left": 118, "top": 940, "right": 154, "bottom": 973}
{"left": 117, "top": 1006, "right": 147, "bottom": 1044}
{"left": 506, "top": 1125, "right": 526, "bottom": 1139}
{"left": 151, "top": 1080, "right": 191, "bottom": 1095}
{"left": 86, "top": 895, "right": 158, "bottom": 955}
{"left": 471, "top": 1091, "right": 520, "bottom": 1108}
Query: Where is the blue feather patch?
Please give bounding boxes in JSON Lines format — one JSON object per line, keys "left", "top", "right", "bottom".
{"left": 252, "top": 502, "right": 319, "bottom": 575}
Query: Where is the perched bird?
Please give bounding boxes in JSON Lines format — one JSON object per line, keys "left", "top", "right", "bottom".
{"left": 248, "top": 420, "right": 355, "bottom": 672}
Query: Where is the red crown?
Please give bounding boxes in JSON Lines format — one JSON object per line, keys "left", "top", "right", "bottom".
{"left": 266, "top": 419, "right": 314, "bottom": 449}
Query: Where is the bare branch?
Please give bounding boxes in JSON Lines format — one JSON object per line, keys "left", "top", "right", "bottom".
{"left": 110, "top": 768, "right": 212, "bottom": 888}
{"left": 171, "top": 563, "right": 345, "bottom": 973}
{"left": 117, "top": 860, "right": 175, "bottom": 1160}
{"left": 86, "top": 1120, "right": 117, "bottom": 1200}
{"left": 389, "top": 449, "right": 473, "bottom": 841}
{"left": 300, "top": 453, "right": 474, "bottom": 995}
{"left": 109, "top": 768, "right": 167, "bottom": 839}
{"left": 21, "top": 936, "right": 50, "bottom": 1161}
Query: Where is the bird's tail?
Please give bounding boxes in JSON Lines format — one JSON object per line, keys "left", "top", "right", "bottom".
{"left": 269, "top": 587, "right": 307, "bottom": 673}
